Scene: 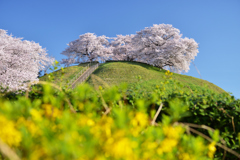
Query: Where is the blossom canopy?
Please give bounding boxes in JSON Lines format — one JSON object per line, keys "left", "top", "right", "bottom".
{"left": 61, "top": 24, "right": 199, "bottom": 73}
{"left": 0, "top": 29, "right": 54, "bottom": 91}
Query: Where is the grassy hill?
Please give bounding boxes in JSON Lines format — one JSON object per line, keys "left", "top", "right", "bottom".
{"left": 40, "top": 61, "right": 226, "bottom": 95}
{"left": 86, "top": 61, "right": 226, "bottom": 94}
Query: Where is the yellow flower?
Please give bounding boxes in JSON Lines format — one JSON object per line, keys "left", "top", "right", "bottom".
{"left": 42, "top": 104, "right": 62, "bottom": 119}
{"left": 165, "top": 70, "right": 170, "bottom": 75}
{"left": 208, "top": 142, "right": 216, "bottom": 152}
{"left": 30, "top": 109, "right": 43, "bottom": 121}
{"left": 0, "top": 115, "right": 22, "bottom": 147}
{"left": 106, "top": 137, "right": 134, "bottom": 159}
{"left": 165, "top": 70, "right": 173, "bottom": 76}
{"left": 147, "top": 142, "right": 158, "bottom": 150}
{"left": 17, "top": 117, "right": 41, "bottom": 137}
{"left": 131, "top": 112, "right": 148, "bottom": 128}
{"left": 163, "top": 126, "right": 183, "bottom": 139}
{"left": 160, "top": 138, "right": 178, "bottom": 152}
{"left": 87, "top": 119, "right": 95, "bottom": 126}
{"left": 157, "top": 147, "right": 163, "bottom": 155}
{"left": 208, "top": 142, "right": 216, "bottom": 159}
{"left": 179, "top": 153, "right": 193, "bottom": 160}
{"left": 130, "top": 127, "right": 142, "bottom": 137}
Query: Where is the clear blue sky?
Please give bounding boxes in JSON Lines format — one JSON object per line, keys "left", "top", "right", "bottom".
{"left": 0, "top": 0, "right": 239, "bottom": 98}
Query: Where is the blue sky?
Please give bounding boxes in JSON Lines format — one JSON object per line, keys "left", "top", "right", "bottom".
{"left": 0, "top": 0, "right": 239, "bottom": 98}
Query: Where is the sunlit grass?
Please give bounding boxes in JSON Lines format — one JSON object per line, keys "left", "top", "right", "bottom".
{"left": 86, "top": 61, "right": 226, "bottom": 94}
{"left": 39, "top": 63, "right": 90, "bottom": 85}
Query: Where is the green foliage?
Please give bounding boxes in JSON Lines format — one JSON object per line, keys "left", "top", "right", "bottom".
{"left": 0, "top": 83, "right": 223, "bottom": 160}
{"left": 122, "top": 72, "right": 240, "bottom": 159}
{"left": 0, "top": 62, "right": 239, "bottom": 159}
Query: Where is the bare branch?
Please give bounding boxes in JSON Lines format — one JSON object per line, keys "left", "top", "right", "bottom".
{"left": 151, "top": 103, "right": 163, "bottom": 126}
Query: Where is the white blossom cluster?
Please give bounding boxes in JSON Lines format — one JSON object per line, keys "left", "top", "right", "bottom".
{"left": 61, "top": 33, "right": 110, "bottom": 66}
{"left": 0, "top": 29, "right": 54, "bottom": 92}
{"left": 61, "top": 24, "right": 198, "bottom": 73}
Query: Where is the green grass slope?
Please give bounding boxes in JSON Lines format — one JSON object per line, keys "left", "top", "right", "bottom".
{"left": 86, "top": 61, "right": 226, "bottom": 94}
{"left": 39, "top": 63, "right": 90, "bottom": 86}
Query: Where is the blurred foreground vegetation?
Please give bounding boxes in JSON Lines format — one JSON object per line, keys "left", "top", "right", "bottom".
{"left": 0, "top": 67, "right": 240, "bottom": 159}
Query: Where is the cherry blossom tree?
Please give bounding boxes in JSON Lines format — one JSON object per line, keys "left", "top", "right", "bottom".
{"left": 61, "top": 33, "right": 111, "bottom": 65}
{"left": 111, "top": 34, "right": 136, "bottom": 61}
{"left": 0, "top": 29, "right": 54, "bottom": 92}
{"left": 132, "top": 24, "right": 199, "bottom": 73}
{"left": 61, "top": 24, "right": 198, "bottom": 73}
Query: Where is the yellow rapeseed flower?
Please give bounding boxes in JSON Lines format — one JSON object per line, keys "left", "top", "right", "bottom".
{"left": 208, "top": 142, "right": 216, "bottom": 159}
{"left": 132, "top": 112, "right": 149, "bottom": 128}
{"left": 165, "top": 70, "right": 170, "bottom": 75}
{"left": 17, "top": 117, "right": 41, "bottom": 137}
{"left": 147, "top": 142, "right": 158, "bottom": 150}
{"left": 0, "top": 115, "right": 22, "bottom": 147}
{"left": 87, "top": 119, "right": 95, "bottom": 126}
{"left": 130, "top": 127, "right": 142, "bottom": 137}
{"left": 42, "top": 104, "right": 62, "bottom": 119}
{"left": 163, "top": 126, "right": 183, "bottom": 139}
{"left": 30, "top": 109, "right": 43, "bottom": 121}
{"left": 160, "top": 138, "right": 178, "bottom": 153}
{"left": 165, "top": 70, "right": 173, "bottom": 76}
{"left": 179, "top": 153, "right": 194, "bottom": 160}
{"left": 106, "top": 137, "right": 134, "bottom": 159}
